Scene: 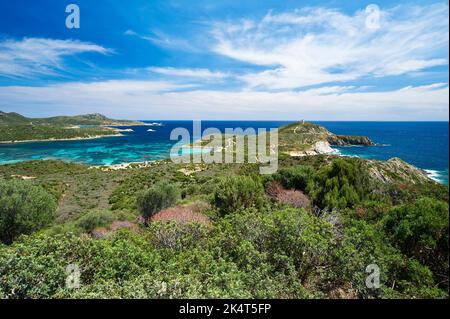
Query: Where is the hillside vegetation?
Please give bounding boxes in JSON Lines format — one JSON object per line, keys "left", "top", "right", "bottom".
{"left": 0, "top": 152, "right": 447, "bottom": 299}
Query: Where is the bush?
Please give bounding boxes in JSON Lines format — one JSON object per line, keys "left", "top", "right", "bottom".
{"left": 0, "top": 231, "right": 161, "bottom": 298}
{"left": 0, "top": 179, "right": 56, "bottom": 244}
{"left": 332, "top": 218, "right": 447, "bottom": 298}
{"left": 345, "top": 200, "right": 391, "bottom": 223}
{"left": 382, "top": 197, "right": 449, "bottom": 287}
{"left": 213, "top": 208, "right": 335, "bottom": 284}
{"left": 312, "top": 158, "right": 371, "bottom": 210}
{"left": 332, "top": 219, "right": 405, "bottom": 298}
{"left": 76, "top": 210, "right": 116, "bottom": 233}
{"left": 275, "top": 165, "right": 315, "bottom": 191}
{"left": 266, "top": 181, "right": 311, "bottom": 209}
{"left": 149, "top": 221, "right": 209, "bottom": 250}
{"left": 213, "top": 175, "right": 266, "bottom": 216}
{"left": 136, "top": 182, "right": 180, "bottom": 222}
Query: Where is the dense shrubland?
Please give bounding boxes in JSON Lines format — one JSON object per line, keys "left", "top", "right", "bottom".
{"left": 0, "top": 156, "right": 448, "bottom": 299}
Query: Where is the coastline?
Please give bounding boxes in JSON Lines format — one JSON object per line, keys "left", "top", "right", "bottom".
{"left": 102, "top": 123, "right": 161, "bottom": 127}
{"left": 0, "top": 133, "right": 124, "bottom": 145}
{"left": 90, "top": 159, "right": 164, "bottom": 171}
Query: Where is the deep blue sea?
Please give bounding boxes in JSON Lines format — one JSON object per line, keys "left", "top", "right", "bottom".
{"left": 0, "top": 121, "right": 448, "bottom": 185}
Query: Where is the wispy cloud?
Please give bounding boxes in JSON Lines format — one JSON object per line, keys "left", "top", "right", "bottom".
{"left": 125, "top": 29, "right": 198, "bottom": 52}
{"left": 0, "top": 38, "right": 111, "bottom": 78}
{"left": 212, "top": 4, "right": 449, "bottom": 89}
{"left": 148, "top": 67, "right": 229, "bottom": 79}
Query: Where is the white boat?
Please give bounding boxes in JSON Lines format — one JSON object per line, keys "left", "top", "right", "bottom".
{"left": 147, "top": 129, "right": 156, "bottom": 132}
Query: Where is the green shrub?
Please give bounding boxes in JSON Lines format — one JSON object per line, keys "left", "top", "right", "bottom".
{"left": 213, "top": 207, "right": 335, "bottom": 285}
{"left": 382, "top": 197, "right": 449, "bottom": 287}
{"left": 76, "top": 210, "right": 116, "bottom": 233}
{"left": 0, "top": 179, "right": 56, "bottom": 244}
{"left": 136, "top": 182, "right": 180, "bottom": 221}
{"left": 333, "top": 219, "right": 404, "bottom": 298}
{"left": 0, "top": 231, "right": 161, "bottom": 298}
{"left": 275, "top": 165, "right": 315, "bottom": 191}
{"left": 396, "top": 259, "right": 445, "bottom": 298}
{"left": 312, "top": 158, "right": 371, "bottom": 210}
{"left": 213, "top": 175, "right": 266, "bottom": 216}
{"left": 148, "top": 221, "right": 209, "bottom": 251}
{"left": 344, "top": 200, "right": 391, "bottom": 223}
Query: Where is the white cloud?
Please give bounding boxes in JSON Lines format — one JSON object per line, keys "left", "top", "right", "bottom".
{"left": 0, "top": 38, "right": 111, "bottom": 78}
{"left": 0, "top": 80, "right": 447, "bottom": 120}
{"left": 212, "top": 4, "right": 449, "bottom": 89}
{"left": 148, "top": 67, "right": 229, "bottom": 79}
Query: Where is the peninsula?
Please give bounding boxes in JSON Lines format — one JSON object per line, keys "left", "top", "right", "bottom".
{"left": 0, "top": 111, "right": 144, "bottom": 143}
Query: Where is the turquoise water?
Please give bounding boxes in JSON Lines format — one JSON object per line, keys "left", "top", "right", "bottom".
{"left": 0, "top": 121, "right": 448, "bottom": 185}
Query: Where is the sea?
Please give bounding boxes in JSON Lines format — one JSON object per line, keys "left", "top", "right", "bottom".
{"left": 0, "top": 121, "right": 448, "bottom": 185}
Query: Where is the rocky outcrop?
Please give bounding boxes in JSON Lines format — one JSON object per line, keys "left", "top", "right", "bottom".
{"left": 279, "top": 121, "right": 373, "bottom": 156}
{"left": 288, "top": 141, "right": 336, "bottom": 157}
{"left": 327, "top": 135, "right": 374, "bottom": 146}
{"left": 367, "top": 157, "right": 432, "bottom": 184}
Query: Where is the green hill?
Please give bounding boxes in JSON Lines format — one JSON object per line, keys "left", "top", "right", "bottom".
{"left": 0, "top": 111, "right": 31, "bottom": 126}
{"left": 32, "top": 113, "right": 144, "bottom": 126}
{"left": 0, "top": 111, "right": 144, "bottom": 127}
{"left": 0, "top": 111, "right": 145, "bottom": 142}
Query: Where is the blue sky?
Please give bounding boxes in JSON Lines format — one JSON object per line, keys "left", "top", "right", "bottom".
{"left": 0, "top": 0, "right": 448, "bottom": 120}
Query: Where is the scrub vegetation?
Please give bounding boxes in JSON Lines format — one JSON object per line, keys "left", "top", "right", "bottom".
{"left": 0, "top": 152, "right": 448, "bottom": 299}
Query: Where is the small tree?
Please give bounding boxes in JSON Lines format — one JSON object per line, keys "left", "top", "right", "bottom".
{"left": 213, "top": 175, "right": 266, "bottom": 216}
{"left": 0, "top": 179, "right": 56, "bottom": 244}
{"left": 136, "top": 182, "right": 180, "bottom": 224}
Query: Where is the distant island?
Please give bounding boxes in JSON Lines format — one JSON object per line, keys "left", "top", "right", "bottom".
{"left": 0, "top": 111, "right": 145, "bottom": 143}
